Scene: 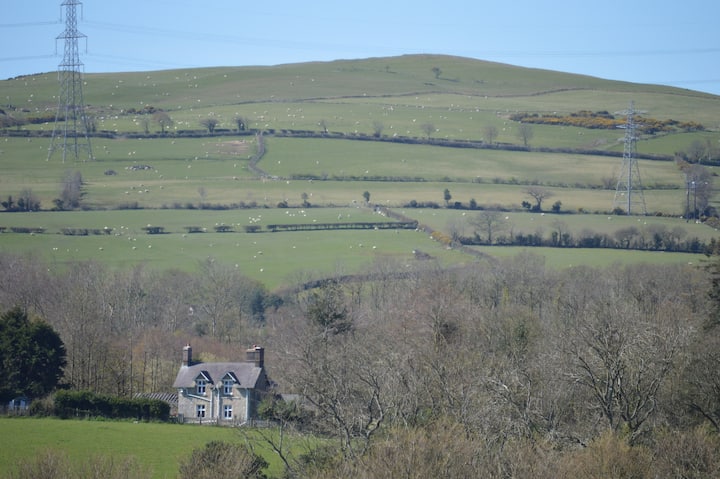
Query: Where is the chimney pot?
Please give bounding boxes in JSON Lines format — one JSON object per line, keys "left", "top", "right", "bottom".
{"left": 182, "top": 344, "right": 192, "bottom": 367}
{"left": 246, "top": 346, "right": 264, "bottom": 368}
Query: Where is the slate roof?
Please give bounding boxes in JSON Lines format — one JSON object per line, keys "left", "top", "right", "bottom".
{"left": 134, "top": 392, "right": 178, "bottom": 408}
{"left": 172, "top": 362, "right": 264, "bottom": 390}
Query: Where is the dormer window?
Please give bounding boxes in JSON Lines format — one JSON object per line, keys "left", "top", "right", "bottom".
{"left": 196, "top": 379, "right": 206, "bottom": 395}
{"left": 223, "top": 379, "right": 234, "bottom": 395}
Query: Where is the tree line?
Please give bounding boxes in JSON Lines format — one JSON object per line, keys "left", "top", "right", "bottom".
{"left": 459, "top": 210, "right": 712, "bottom": 253}
{"left": 3, "top": 251, "right": 720, "bottom": 476}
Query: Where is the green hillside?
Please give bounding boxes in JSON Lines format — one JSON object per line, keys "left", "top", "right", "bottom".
{"left": 1, "top": 54, "right": 719, "bottom": 287}
{"left": 5, "top": 54, "right": 720, "bottom": 134}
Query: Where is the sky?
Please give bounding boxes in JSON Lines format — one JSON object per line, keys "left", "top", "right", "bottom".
{"left": 2, "top": 0, "right": 720, "bottom": 95}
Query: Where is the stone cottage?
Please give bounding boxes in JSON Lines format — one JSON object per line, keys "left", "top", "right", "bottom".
{"left": 173, "top": 344, "right": 269, "bottom": 424}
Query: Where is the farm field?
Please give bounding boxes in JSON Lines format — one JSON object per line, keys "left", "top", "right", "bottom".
{"left": 0, "top": 134, "right": 702, "bottom": 213}
{"left": 0, "top": 417, "right": 291, "bottom": 479}
{"left": 2, "top": 54, "right": 720, "bottom": 288}
{"left": 0, "top": 207, "right": 713, "bottom": 290}
{"left": 0, "top": 209, "right": 467, "bottom": 290}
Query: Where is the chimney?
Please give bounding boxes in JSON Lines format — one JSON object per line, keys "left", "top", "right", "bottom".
{"left": 182, "top": 344, "right": 192, "bottom": 367}
{"left": 245, "top": 345, "right": 264, "bottom": 368}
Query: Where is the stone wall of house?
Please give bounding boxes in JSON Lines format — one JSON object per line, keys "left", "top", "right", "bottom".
{"left": 177, "top": 386, "right": 250, "bottom": 424}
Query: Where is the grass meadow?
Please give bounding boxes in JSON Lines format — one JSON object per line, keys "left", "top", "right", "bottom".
{"left": 2, "top": 54, "right": 720, "bottom": 288}
{"left": 0, "top": 417, "right": 297, "bottom": 478}
{"left": 0, "top": 207, "right": 712, "bottom": 290}
{"left": 0, "top": 135, "right": 697, "bottom": 212}
{"left": 0, "top": 208, "right": 469, "bottom": 290}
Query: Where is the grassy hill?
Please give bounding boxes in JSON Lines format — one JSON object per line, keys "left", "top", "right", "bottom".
{"left": 5, "top": 54, "right": 720, "bottom": 134}
{"left": 1, "top": 54, "right": 719, "bottom": 288}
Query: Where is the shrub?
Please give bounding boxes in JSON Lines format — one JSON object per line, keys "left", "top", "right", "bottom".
{"left": 54, "top": 390, "right": 169, "bottom": 421}
{"left": 10, "top": 449, "right": 150, "bottom": 479}
{"left": 179, "top": 441, "right": 268, "bottom": 479}
{"left": 557, "top": 431, "right": 652, "bottom": 479}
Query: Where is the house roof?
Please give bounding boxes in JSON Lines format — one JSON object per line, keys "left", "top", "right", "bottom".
{"left": 172, "top": 362, "right": 265, "bottom": 390}
{"left": 134, "top": 392, "right": 178, "bottom": 408}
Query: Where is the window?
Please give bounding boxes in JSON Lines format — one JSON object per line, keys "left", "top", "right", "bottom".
{"left": 223, "top": 379, "right": 234, "bottom": 395}
{"left": 196, "top": 379, "right": 206, "bottom": 395}
{"left": 223, "top": 404, "right": 233, "bottom": 419}
{"left": 196, "top": 404, "right": 206, "bottom": 418}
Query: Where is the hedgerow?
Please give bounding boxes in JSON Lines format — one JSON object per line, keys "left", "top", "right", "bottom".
{"left": 54, "top": 390, "right": 170, "bottom": 421}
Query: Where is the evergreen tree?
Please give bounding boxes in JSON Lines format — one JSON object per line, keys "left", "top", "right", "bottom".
{"left": 0, "top": 307, "right": 66, "bottom": 402}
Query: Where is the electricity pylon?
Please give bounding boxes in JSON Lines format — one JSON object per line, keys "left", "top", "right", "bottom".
{"left": 612, "top": 101, "right": 646, "bottom": 215}
{"left": 47, "top": 0, "right": 93, "bottom": 163}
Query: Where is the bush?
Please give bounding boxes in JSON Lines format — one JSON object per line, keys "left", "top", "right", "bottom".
{"left": 28, "top": 397, "right": 55, "bottom": 417}
{"left": 54, "top": 390, "right": 169, "bottom": 421}
{"left": 179, "top": 441, "right": 268, "bottom": 479}
{"left": 557, "top": 431, "right": 652, "bottom": 478}
{"left": 9, "top": 449, "right": 150, "bottom": 479}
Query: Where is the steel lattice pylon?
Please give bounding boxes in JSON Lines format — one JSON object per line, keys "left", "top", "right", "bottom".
{"left": 612, "top": 101, "right": 646, "bottom": 215}
{"left": 48, "top": 0, "right": 93, "bottom": 163}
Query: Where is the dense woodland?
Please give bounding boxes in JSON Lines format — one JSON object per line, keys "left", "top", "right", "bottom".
{"left": 3, "top": 249, "right": 720, "bottom": 477}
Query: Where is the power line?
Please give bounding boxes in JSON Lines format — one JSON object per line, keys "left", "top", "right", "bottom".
{"left": 476, "top": 47, "right": 720, "bottom": 58}
{"left": 0, "top": 21, "right": 60, "bottom": 28}
{"left": 0, "top": 54, "right": 56, "bottom": 63}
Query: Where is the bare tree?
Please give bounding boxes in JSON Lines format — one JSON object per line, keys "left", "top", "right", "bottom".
{"left": 372, "top": 120, "right": 384, "bottom": 138}
{"left": 524, "top": 186, "right": 553, "bottom": 212}
{"left": 684, "top": 164, "right": 714, "bottom": 217}
{"left": 234, "top": 115, "right": 248, "bottom": 131}
{"left": 197, "top": 186, "right": 207, "bottom": 206}
{"left": 17, "top": 188, "right": 40, "bottom": 211}
{"left": 517, "top": 123, "right": 534, "bottom": 147}
{"left": 483, "top": 125, "right": 498, "bottom": 145}
{"left": 470, "top": 209, "right": 505, "bottom": 244}
{"left": 687, "top": 139, "right": 707, "bottom": 163}
{"left": 420, "top": 123, "right": 435, "bottom": 138}
{"left": 191, "top": 259, "right": 263, "bottom": 340}
{"left": 200, "top": 117, "right": 218, "bottom": 133}
{"left": 550, "top": 219, "right": 570, "bottom": 246}
{"left": 560, "top": 284, "right": 687, "bottom": 442}
{"left": 152, "top": 111, "right": 173, "bottom": 134}
{"left": 284, "top": 319, "right": 388, "bottom": 458}
{"left": 58, "top": 170, "right": 84, "bottom": 210}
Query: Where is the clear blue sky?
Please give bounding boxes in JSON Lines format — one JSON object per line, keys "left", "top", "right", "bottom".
{"left": 2, "top": 0, "right": 720, "bottom": 95}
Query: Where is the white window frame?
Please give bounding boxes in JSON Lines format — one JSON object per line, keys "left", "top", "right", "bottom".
{"left": 223, "top": 379, "right": 234, "bottom": 395}
{"left": 223, "top": 404, "right": 233, "bottom": 419}
{"left": 196, "top": 404, "right": 206, "bottom": 418}
{"left": 196, "top": 379, "right": 206, "bottom": 395}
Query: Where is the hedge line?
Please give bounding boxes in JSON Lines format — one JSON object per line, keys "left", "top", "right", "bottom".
{"left": 54, "top": 390, "right": 170, "bottom": 421}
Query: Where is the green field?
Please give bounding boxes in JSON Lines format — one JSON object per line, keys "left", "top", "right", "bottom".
{"left": 2, "top": 54, "right": 720, "bottom": 287}
{"left": 0, "top": 135, "right": 695, "bottom": 212}
{"left": 0, "top": 207, "right": 711, "bottom": 289}
{"left": 0, "top": 417, "right": 293, "bottom": 479}
{"left": 0, "top": 209, "right": 471, "bottom": 290}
